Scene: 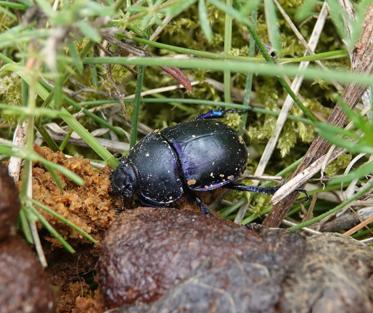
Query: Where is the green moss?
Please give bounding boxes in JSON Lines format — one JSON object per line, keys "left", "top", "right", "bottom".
{"left": 278, "top": 0, "right": 304, "bottom": 9}
{"left": 0, "top": 74, "right": 22, "bottom": 106}
{"left": 0, "top": 12, "right": 15, "bottom": 32}
{"left": 277, "top": 122, "right": 298, "bottom": 157}
{"left": 325, "top": 154, "right": 352, "bottom": 177}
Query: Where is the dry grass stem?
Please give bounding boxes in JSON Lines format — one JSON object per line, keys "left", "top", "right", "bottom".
{"left": 8, "top": 121, "right": 28, "bottom": 182}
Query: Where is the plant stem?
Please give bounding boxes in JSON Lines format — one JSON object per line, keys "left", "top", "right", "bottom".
{"left": 223, "top": 0, "right": 233, "bottom": 104}
{"left": 130, "top": 37, "right": 347, "bottom": 63}
{"left": 290, "top": 180, "right": 373, "bottom": 231}
{"left": 241, "top": 9, "right": 257, "bottom": 129}
{"left": 130, "top": 66, "right": 145, "bottom": 148}
{"left": 83, "top": 56, "right": 373, "bottom": 87}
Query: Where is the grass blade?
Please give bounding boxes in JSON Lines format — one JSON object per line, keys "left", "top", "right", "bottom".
{"left": 77, "top": 20, "right": 101, "bottom": 43}
{"left": 296, "top": 0, "right": 318, "bottom": 21}
{"left": 330, "top": 159, "right": 373, "bottom": 185}
{"left": 264, "top": 0, "right": 281, "bottom": 52}
{"left": 60, "top": 109, "right": 118, "bottom": 168}
{"left": 130, "top": 66, "right": 145, "bottom": 148}
{"left": 29, "top": 205, "right": 76, "bottom": 253}
{"left": 198, "top": 0, "right": 213, "bottom": 42}
{"left": 83, "top": 56, "right": 373, "bottom": 87}
{"left": 290, "top": 180, "right": 373, "bottom": 230}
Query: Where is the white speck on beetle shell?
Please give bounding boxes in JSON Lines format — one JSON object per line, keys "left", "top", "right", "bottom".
{"left": 219, "top": 174, "right": 225, "bottom": 178}
{"left": 227, "top": 175, "right": 234, "bottom": 180}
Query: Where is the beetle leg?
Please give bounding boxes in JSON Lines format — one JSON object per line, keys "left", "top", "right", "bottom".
{"left": 226, "top": 182, "right": 309, "bottom": 200}
{"left": 225, "top": 182, "right": 279, "bottom": 194}
{"left": 196, "top": 109, "right": 248, "bottom": 120}
{"left": 192, "top": 194, "right": 210, "bottom": 215}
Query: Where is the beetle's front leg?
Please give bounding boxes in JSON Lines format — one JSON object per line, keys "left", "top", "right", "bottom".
{"left": 196, "top": 109, "right": 248, "bottom": 120}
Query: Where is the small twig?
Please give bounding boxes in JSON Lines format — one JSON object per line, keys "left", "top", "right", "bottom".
{"left": 342, "top": 155, "right": 371, "bottom": 202}
{"left": 282, "top": 219, "right": 321, "bottom": 235}
{"left": 149, "top": 15, "right": 173, "bottom": 42}
{"left": 320, "top": 106, "right": 370, "bottom": 179}
{"left": 254, "top": 2, "right": 328, "bottom": 180}
{"left": 275, "top": 0, "right": 343, "bottom": 92}
{"left": 8, "top": 121, "right": 28, "bottom": 181}
{"left": 73, "top": 81, "right": 200, "bottom": 118}
{"left": 241, "top": 173, "right": 283, "bottom": 182}
{"left": 205, "top": 78, "right": 246, "bottom": 102}
{"left": 37, "top": 127, "right": 129, "bottom": 153}
{"left": 360, "top": 237, "right": 373, "bottom": 244}
{"left": 344, "top": 215, "right": 373, "bottom": 236}
{"left": 264, "top": 5, "right": 373, "bottom": 227}
{"left": 234, "top": 2, "right": 329, "bottom": 224}
{"left": 321, "top": 206, "right": 373, "bottom": 232}
{"left": 289, "top": 178, "right": 373, "bottom": 231}
{"left": 271, "top": 148, "right": 344, "bottom": 205}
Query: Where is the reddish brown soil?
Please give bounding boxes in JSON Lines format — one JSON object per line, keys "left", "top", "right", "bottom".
{"left": 31, "top": 146, "right": 118, "bottom": 313}
{"left": 45, "top": 246, "right": 104, "bottom": 313}
{"left": 33, "top": 145, "right": 117, "bottom": 243}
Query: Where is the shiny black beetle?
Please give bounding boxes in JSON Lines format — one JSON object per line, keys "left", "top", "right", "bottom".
{"left": 111, "top": 110, "right": 280, "bottom": 213}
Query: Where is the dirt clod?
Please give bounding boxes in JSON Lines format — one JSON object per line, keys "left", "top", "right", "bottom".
{"left": 0, "top": 163, "right": 20, "bottom": 241}
{"left": 280, "top": 234, "right": 373, "bottom": 313}
{"left": 99, "top": 207, "right": 373, "bottom": 313}
{"left": 32, "top": 145, "right": 117, "bottom": 243}
{"left": 0, "top": 236, "right": 55, "bottom": 313}
{"left": 98, "top": 207, "right": 306, "bottom": 309}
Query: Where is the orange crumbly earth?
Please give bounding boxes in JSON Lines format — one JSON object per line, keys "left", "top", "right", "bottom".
{"left": 46, "top": 246, "right": 105, "bottom": 313}
{"left": 32, "top": 145, "right": 117, "bottom": 243}
{"left": 31, "top": 145, "right": 119, "bottom": 313}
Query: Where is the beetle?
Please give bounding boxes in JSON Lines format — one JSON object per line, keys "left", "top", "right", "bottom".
{"left": 111, "top": 109, "right": 287, "bottom": 213}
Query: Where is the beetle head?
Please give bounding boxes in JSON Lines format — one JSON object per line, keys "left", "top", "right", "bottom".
{"left": 111, "top": 158, "right": 138, "bottom": 198}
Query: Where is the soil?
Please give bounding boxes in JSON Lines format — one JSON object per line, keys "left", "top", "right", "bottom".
{"left": 3, "top": 146, "right": 373, "bottom": 312}
{"left": 0, "top": 163, "right": 20, "bottom": 240}
{"left": 29, "top": 146, "right": 200, "bottom": 313}
{"left": 31, "top": 146, "right": 119, "bottom": 313}
{"left": 0, "top": 236, "right": 55, "bottom": 313}
{"left": 99, "top": 207, "right": 373, "bottom": 313}
{"left": 32, "top": 145, "right": 118, "bottom": 243}
{"left": 99, "top": 207, "right": 305, "bottom": 308}
{"left": 45, "top": 245, "right": 104, "bottom": 313}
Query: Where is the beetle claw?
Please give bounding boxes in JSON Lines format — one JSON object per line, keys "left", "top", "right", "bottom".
{"left": 296, "top": 189, "right": 310, "bottom": 202}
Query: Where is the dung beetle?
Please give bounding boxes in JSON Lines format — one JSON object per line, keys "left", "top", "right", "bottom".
{"left": 111, "top": 110, "right": 285, "bottom": 213}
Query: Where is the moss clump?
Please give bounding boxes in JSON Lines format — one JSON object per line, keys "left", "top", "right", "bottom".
{"left": 325, "top": 154, "right": 353, "bottom": 177}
